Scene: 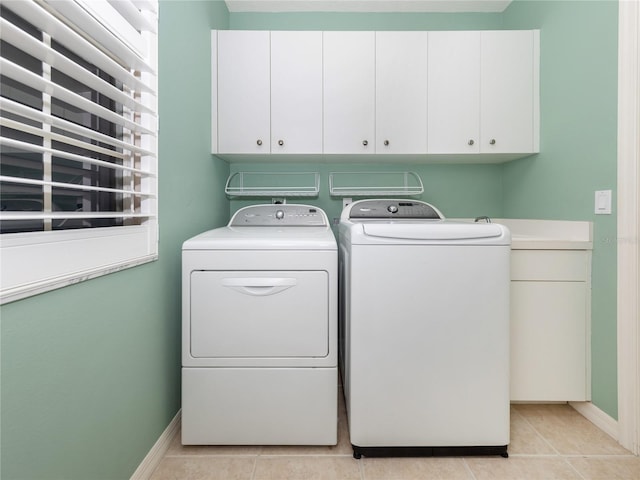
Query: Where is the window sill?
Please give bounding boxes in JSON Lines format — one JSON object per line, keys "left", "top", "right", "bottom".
{"left": 1, "top": 224, "right": 158, "bottom": 305}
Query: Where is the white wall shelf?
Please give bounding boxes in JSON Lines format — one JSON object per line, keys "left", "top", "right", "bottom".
{"left": 224, "top": 172, "right": 320, "bottom": 197}
{"left": 328, "top": 171, "right": 424, "bottom": 197}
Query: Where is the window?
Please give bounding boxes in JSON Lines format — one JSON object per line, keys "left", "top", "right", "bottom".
{"left": 0, "top": 0, "right": 158, "bottom": 304}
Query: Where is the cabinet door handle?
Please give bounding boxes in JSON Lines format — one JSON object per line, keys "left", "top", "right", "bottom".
{"left": 362, "top": 140, "right": 368, "bottom": 146}
{"left": 490, "top": 139, "right": 496, "bottom": 145}
{"left": 278, "top": 139, "right": 284, "bottom": 146}
{"left": 468, "top": 139, "right": 475, "bottom": 146}
{"left": 384, "top": 140, "right": 390, "bottom": 146}
{"left": 256, "top": 139, "right": 263, "bottom": 146}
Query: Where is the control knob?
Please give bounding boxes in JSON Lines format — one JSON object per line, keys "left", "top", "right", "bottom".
{"left": 275, "top": 210, "right": 285, "bottom": 220}
{"left": 387, "top": 205, "right": 399, "bottom": 214}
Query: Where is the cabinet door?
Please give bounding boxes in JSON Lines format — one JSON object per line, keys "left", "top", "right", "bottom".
{"left": 217, "top": 30, "right": 270, "bottom": 154}
{"left": 427, "top": 31, "right": 480, "bottom": 154}
{"left": 271, "top": 31, "right": 323, "bottom": 154}
{"left": 323, "top": 32, "right": 375, "bottom": 154}
{"left": 510, "top": 281, "right": 588, "bottom": 401}
{"left": 481, "top": 31, "right": 535, "bottom": 153}
{"left": 376, "top": 32, "right": 428, "bottom": 154}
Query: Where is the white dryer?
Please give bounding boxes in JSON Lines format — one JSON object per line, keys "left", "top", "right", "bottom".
{"left": 338, "top": 199, "right": 511, "bottom": 458}
{"left": 182, "top": 204, "right": 337, "bottom": 445}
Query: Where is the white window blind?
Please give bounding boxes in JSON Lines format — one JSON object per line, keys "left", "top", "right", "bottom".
{"left": 0, "top": 0, "right": 158, "bottom": 304}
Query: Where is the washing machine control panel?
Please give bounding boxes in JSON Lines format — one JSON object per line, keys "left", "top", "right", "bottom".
{"left": 229, "top": 204, "right": 329, "bottom": 227}
{"left": 348, "top": 200, "right": 442, "bottom": 219}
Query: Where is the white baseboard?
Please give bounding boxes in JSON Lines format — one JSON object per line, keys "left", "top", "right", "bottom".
{"left": 570, "top": 401, "right": 618, "bottom": 441}
{"left": 130, "top": 409, "right": 181, "bottom": 480}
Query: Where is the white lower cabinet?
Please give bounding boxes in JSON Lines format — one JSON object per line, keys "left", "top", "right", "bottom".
{"left": 510, "top": 250, "right": 591, "bottom": 402}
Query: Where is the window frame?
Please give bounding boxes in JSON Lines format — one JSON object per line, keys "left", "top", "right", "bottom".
{"left": 0, "top": 0, "right": 158, "bottom": 304}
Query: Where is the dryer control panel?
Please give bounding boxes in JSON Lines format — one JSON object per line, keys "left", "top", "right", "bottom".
{"left": 346, "top": 200, "right": 443, "bottom": 220}
{"left": 229, "top": 204, "right": 329, "bottom": 227}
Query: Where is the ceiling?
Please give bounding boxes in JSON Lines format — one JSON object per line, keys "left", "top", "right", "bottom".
{"left": 224, "top": 1, "right": 513, "bottom": 14}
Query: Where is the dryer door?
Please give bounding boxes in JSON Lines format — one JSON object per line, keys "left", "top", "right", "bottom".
{"left": 190, "top": 270, "right": 329, "bottom": 358}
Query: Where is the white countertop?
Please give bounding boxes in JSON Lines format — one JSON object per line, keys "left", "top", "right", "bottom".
{"left": 455, "top": 218, "right": 593, "bottom": 250}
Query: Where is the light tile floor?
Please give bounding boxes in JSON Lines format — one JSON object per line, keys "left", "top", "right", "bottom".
{"left": 151, "top": 392, "right": 640, "bottom": 480}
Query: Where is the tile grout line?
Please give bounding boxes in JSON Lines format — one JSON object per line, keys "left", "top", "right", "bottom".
{"left": 249, "top": 455, "right": 258, "bottom": 480}
{"left": 513, "top": 406, "right": 637, "bottom": 460}
{"left": 512, "top": 406, "right": 587, "bottom": 480}
{"left": 561, "top": 454, "right": 640, "bottom": 458}
{"left": 163, "top": 454, "right": 260, "bottom": 458}
{"left": 462, "top": 457, "right": 479, "bottom": 480}
{"left": 257, "top": 453, "right": 355, "bottom": 458}
{"left": 564, "top": 456, "right": 588, "bottom": 480}
{"left": 507, "top": 453, "right": 574, "bottom": 458}
{"left": 357, "top": 457, "right": 365, "bottom": 480}
{"left": 512, "top": 406, "right": 564, "bottom": 457}
{"left": 151, "top": 404, "right": 640, "bottom": 480}
{"left": 163, "top": 451, "right": 356, "bottom": 458}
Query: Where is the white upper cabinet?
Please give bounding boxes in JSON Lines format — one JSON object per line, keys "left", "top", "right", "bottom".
{"left": 213, "top": 29, "right": 539, "bottom": 161}
{"left": 427, "top": 31, "right": 481, "bottom": 154}
{"left": 376, "top": 32, "right": 429, "bottom": 154}
{"left": 216, "top": 31, "right": 322, "bottom": 155}
{"left": 270, "top": 31, "right": 323, "bottom": 154}
{"left": 428, "top": 30, "right": 539, "bottom": 155}
{"left": 217, "top": 30, "right": 270, "bottom": 154}
{"left": 323, "top": 32, "right": 375, "bottom": 154}
{"left": 481, "top": 30, "right": 538, "bottom": 154}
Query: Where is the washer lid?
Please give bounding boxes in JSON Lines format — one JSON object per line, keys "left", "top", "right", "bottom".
{"left": 362, "top": 221, "right": 507, "bottom": 241}
{"left": 340, "top": 199, "right": 510, "bottom": 245}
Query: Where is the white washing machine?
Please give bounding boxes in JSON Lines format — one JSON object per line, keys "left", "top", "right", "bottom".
{"left": 182, "top": 204, "right": 337, "bottom": 445}
{"left": 338, "top": 199, "right": 511, "bottom": 458}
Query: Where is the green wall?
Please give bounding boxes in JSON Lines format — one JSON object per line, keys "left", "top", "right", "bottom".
{"left": 229, "top": 163, "right": 504, "bottom": 224}
{"left": 0, "top": 1, "right": 230, "bottom": 478}
{"left": 230, "top": 11, "right": 503, "bottom": 30}
{"left": 0, "top": 1, "right": 621, "bottom": 478}
{"left": 227, "top": 10, "right": 507, "bottom": 221}
{"left": 502, "top": 0, "right": 619, "bottom": 417}
{"left": 228, "top": 1, "right": 620, "bottom": 419}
